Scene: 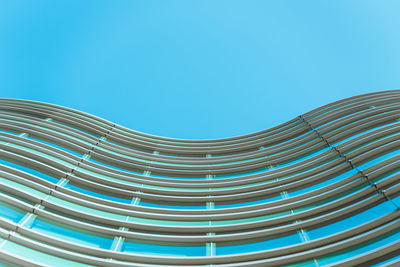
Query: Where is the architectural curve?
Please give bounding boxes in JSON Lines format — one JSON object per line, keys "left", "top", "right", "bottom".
{"left": 0, "top": 90, "right": 399, "bottom": 266}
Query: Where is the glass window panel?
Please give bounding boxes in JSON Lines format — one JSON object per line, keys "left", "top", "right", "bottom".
{"left": 333, "top": 121, "right": 399, "bottom": 146}
{"left": 139, "top": 201, "right": 205, "bottom": 210}
{"left": 215, "top": 194, "right": 282, "bottom": 209}
{"left": 294, "top": 182, "right": 367, "bottom": 214}
{"left": 307, "top": 200, "right": 396, "bottom": 240}
{"left": 317, "top": 227, "right": 400, "bottom": 265}
{"left": 276, "top": 147, "right": 331, "bottom": 169}
{"left": 212, "top": 210, "right": 292, "bottom": 226}
{"left": 5, "top": 143, "right": 77, "bottom": 169}
{"left": 215, "top": 167, "right": 273, "bottom": 179}
{"left": 30, "top": 218, "right": 113, "bottom": 249}
{"left": 216, "top": 233, "right": 301, "bottom": 255}
{"left": 0, "top": 159, "right": 59, "bottom": 184}
{"left": 75, "top": 167, "right": 142, "bottom": 187}
{"left": 2, "top": 240, "right": 91, "bottom": 266}
{"left": 284, "top": 260, "right": 318, "bottom": 267}
{"left": 0, "top": 254, "right": 22, "bottom": 267}
{"left": 26, "top": 136, "right": 82, "bottom": 157}
{"left": 0, "top": 201, "right": 25, "bottom": 223}
{"left": 356, "top": 150, "right": 399, "bottom": 170}
{"left": 288, "top": 167, "right": 359, "bottom": 197}
{"left": 46, "top": 196, "right": 126, "bottom": 220}
{"left": 87, "top": 158, "right": 143, "bottom": 175}
{"left": 128, "top": 216, "right": 208, "bottom": 226}
{"left": 370, "top": 253, "right": 400, "bottom": 266}
{"left": 0, "top": 177, "right": 48, "bottom": 199}
{"left": 64, "top": 183, "right": 131, "bottom": 204}
{"left": 122, "top": 239, "right": 205, "bottom": 256}
{"left": 391, "top": 195, "right": 400, "bottom": 209}
{"left": 50, "top": 119, "right": 100, "bottom": 139}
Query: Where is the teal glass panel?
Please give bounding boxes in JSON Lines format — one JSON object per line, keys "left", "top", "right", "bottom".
{"left": 356, "top": 150, "right": 399, "bottom": 170}
{"left": 128, "top": 215, "right": 208, "bottom": 226}
{"left": 0, "top": 258, "right": 20, "bottom": 267}
{"left": 284, "top": 260, "right": 318, "bottom": 267}
{"left": 88, "top": 158, "right": 143, "bottom": 175}
{"left": 307, "top": 200, "right": 396, "bottom": 240}
{"left": 276, "top": 147, "right": 331, "bottom": 169}
{"left": 30, "top": 218, "right": 113, "bottom": 249}
{"left": 139, "top": 201, "right": 205, "bottom": 210}
{"left": 371, "top": 254, "right": 400, "bottom": 266}
{"left": 0, "top": 201, "right": 25, "bottom": 223}
{"left": 288, "top": 167, "right": 359, "bottom": 197}
{"left": 263, "top": 129, "right": 314, "bottom": 150}
{"left": 26, "top": 136, "right": 82, "bottom": 157}
{"left": 216, "top": 233, "right": 301, "bottom": 255}
{"left": 50, "top": 119, "right": 101, "bottom": 139}
{"left": 215, "top": 194, "right": 282, "bottom": 209}
{"left": 147, "top": 172, "right": 206, "bottom": 180}
{"left": 2, "top": 239, "right": 92, "bottom": 266}
{"left": 0, "top": 159, "right": 59, "bottom": 184}
{"left": 0, "top": 129, "right": 19, "bottom": 136}
{"left": 46, "top": 195, "right": 126, "bottom": 220}
{"left": 317, "top": 226, "right": 400, "bottom": 265}
{"left": 333, "top": 121, "right": 399, "bottom": 146}
{"left": 391, "top": 195, "right": 400, "bottom": 208}
{"left": 215, "top": 167, "right": 273, "bottom": 179}
{"left": 64, "top": 183, "right": 131, "bottom": 204}
{"left": 122, "top": 239, "right": 206, "bottom": 256}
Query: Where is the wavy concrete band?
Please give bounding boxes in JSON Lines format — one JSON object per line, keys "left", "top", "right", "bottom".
{"left": 0, "top": 90, "right": 399, "bottom": 266}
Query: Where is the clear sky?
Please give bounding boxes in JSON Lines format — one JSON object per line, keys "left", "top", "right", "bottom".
{"left": 1, "top": 1, "right": 399, "bottom": 139}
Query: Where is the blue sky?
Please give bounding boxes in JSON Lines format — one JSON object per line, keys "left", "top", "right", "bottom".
{"left": 1, "top": 1, "right": 399, "bottom": 139}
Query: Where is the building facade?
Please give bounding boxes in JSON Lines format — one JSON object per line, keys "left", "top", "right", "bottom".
{"left": 0, "top": 90, "right": 399, "bottom": 266}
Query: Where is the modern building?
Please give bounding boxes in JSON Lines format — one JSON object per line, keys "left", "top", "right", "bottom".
{"left": 0, "top": 90, "right": 399, "bottom": 266}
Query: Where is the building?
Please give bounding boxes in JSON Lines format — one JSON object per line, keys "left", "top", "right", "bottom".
{"left": 0, "top": 90, "right": 399, "bottom": 266}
